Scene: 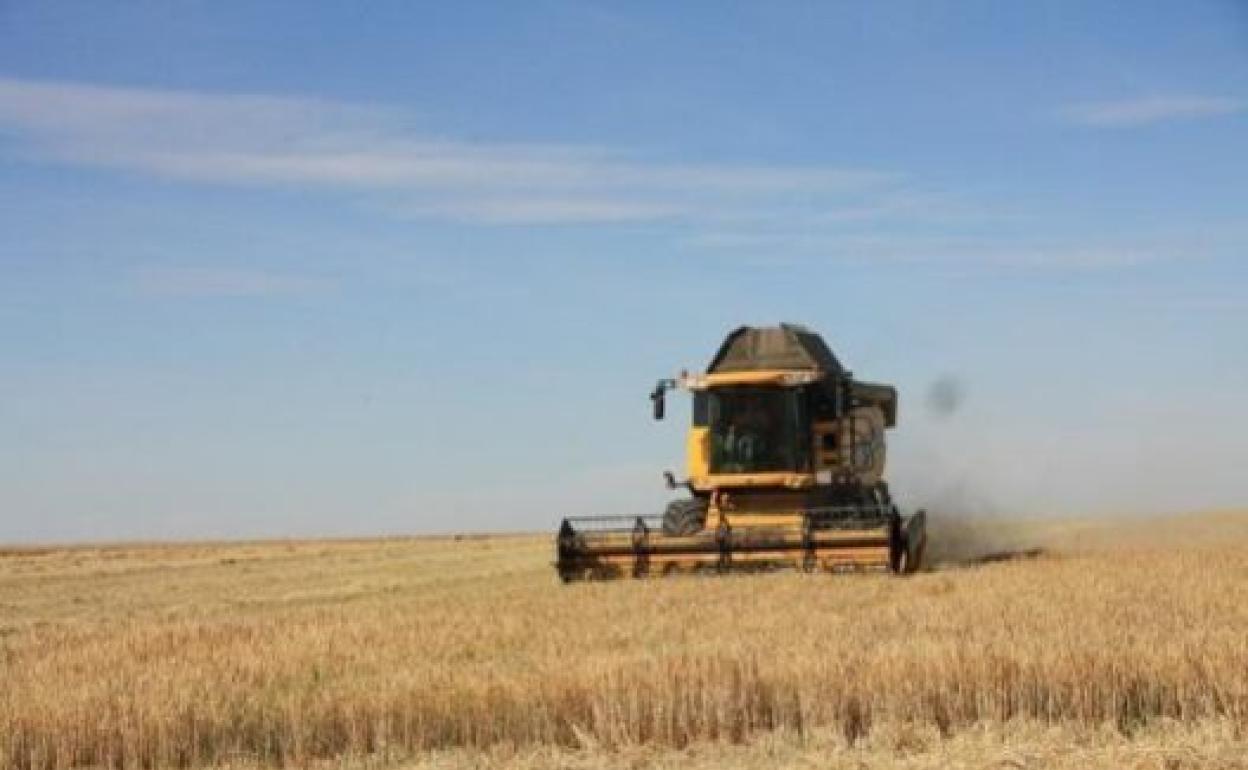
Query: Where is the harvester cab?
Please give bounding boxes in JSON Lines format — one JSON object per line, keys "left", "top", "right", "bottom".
{"left": 556, "top": 324, "right": 926, "bottom": 581}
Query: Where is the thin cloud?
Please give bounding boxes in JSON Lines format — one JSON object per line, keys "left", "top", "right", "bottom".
{"left": 0, "top": 77, "right": 898, "bottom": 226}
{"left": 1061, "top": 95, "right": 1245, "bottom": 127}
{"left": 0, "top": 77, "right": 1220, "bottom": 271}
{"left": 396, "top": 197, "right": 688, "bottom": 225}
{"left": 132, "top": 267, "right": 331, "bottom": 297}
{"left": 682, "top": 231, "right": 1166, "bottom": 269}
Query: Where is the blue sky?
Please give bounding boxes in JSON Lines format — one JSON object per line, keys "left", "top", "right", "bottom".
{"left": 2, "top": 2, "right": 1246, "bottom": 542}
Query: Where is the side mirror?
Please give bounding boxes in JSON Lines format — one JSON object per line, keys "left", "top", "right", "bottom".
{"left": 651, "top": 385, "right": 665, "bottom": 420}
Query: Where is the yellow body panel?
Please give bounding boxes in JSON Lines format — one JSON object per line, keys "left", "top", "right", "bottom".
{"left": 690, "top": 471, "right": 816, "bottom": 491}
{"left": 686, "top": 427, "right": 710, "bottom": 478}
{"left": 707, "top": 489, "right": 815, "bottom": 528}
{"left": 685, "top": 369, "right": 822, "bottom": 388}
{"left": 705, "top": 510, "right": 806, "bottom": 529}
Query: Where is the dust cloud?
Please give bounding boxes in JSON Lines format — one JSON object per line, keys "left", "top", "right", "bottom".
{"left": 908, "top": 478, "right": 1050, "bottom": 566}
{"left": 922, "top": 512, "right": 1049, "bottom": 566}
{"left": 909, "top": 376, "right": 1049, "bottom": 565}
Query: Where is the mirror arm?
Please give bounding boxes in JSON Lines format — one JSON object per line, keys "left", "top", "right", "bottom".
{"left": 650, "top": 378, "right": 676, "bottom": 420}
{"left": 664, "top": 471, "right": 694, "bottom": 493}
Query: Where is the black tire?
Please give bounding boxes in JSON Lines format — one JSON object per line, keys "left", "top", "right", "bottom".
{"left": 661, "top": 499, "right": 707, "bottom": 536}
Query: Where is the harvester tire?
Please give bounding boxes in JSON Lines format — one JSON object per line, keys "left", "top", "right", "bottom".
{"left": 661, "top": 499, "right": 706, "bottom": 536}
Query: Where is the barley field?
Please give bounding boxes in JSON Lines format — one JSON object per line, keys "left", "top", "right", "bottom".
{"left": 2, "top": 511, "right": 1247, "bottom": 769}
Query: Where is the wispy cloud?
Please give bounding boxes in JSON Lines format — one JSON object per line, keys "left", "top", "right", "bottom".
{"left": 0, "top": 77, "right": 1221, "bottom": 271}
{"left": 1061, "top": 95, "right": 1245, "bottom": 127}
{"left": 0, "top": 77, "right": 899, "bottom": 227}
{"left": 132, "top": 267, "right": 330, "bottom": 297}
{"left": 682, "top": 231, "right": 1170, "bottom": 270}
{"left": 395, "top": 197, "right": 687, "bottom": 225}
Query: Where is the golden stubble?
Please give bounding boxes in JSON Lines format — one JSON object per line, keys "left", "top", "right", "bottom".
{"left": 1, "top": 513, "right": 1246, "bottom": 769}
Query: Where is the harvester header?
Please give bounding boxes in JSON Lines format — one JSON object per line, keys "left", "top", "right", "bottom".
{"left": 556, "top": 324, "right": 925, "bottom": 581}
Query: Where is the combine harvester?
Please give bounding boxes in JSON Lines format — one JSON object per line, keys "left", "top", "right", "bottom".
{"left": 556, "top": 324, "right": 926, "bottom": 580}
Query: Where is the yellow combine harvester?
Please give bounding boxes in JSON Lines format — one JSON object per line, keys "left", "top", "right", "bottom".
{"left": 556, "top": 324, "right": 926, "bottom": 580}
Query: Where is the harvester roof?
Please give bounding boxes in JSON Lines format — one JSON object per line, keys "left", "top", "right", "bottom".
{"left": 704, "top": 324, "right": 897, "bottom": 426}
{"left": 707, "top": 323, "right": 843, "bottom": 375}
